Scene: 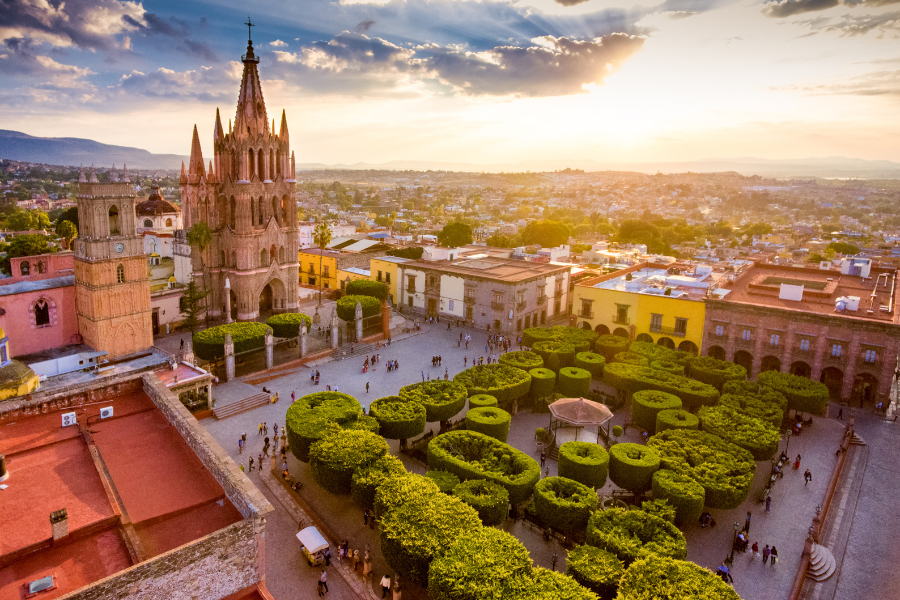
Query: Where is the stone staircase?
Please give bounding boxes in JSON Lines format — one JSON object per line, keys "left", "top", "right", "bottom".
{"left": 332, "top": 342, "right": 379, "bottom": 362}
{"left": 213, "top": 392, "right": 271, "bottom": 419}
{"left": 850, "top": 431, "right": 866, "bottom": 446}
{"left": 807, "top": 543, "right": 837, "bottom": 581}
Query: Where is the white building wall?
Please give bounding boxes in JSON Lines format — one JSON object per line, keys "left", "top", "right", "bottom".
{"left": 441, "top": 275, "right": 465, "bottom": 317}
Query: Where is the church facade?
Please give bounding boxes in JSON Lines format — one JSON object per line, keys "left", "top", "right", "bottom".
{"left": 180, "top": 35, "right": 299, "bottom": 321}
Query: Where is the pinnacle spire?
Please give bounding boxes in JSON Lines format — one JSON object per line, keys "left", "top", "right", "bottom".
{"left": 122, "top": 164, "right": 130, "bottom": 183}
{"left": 180, "top": 161, "right": 187, "bottom": 185}
{"left": 189, "top": 125, "right": 205, "bottom": 176}
{"left": 234, "top": 34, "right": 268, "bottom": 139}
{"left": 279, "top": 109, "right": 289, "bottom": 142}
{"left": 214, "top": 108, "right": 224, "bottom": 140}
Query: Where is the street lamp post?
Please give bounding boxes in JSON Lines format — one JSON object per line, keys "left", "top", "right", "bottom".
{"left": 728, "top": 521, "right": 741, "bottom": 563}
{"left": 785, "top": 429, "right": 793, "bottom": 455}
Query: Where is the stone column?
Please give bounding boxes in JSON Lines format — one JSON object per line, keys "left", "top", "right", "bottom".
{"left": 330, "top": 313, "right": 339, "bottom": 349}
{"left": 225, "top": 333, "right": 235, "bottom": 382}
{"left": 355, "top": 301, "right": 363, "bottom": 343}
{"left": 265, "top": 326, "right": 274, "bottom": 370}
{"left": 381, "top": 300, "right": 391, "bottom": 340}
{"left": 224, "top": 278, "right": 233, "bottom": 324}
{"left": 299, "top": 322, "right": 308, "bottom": 358}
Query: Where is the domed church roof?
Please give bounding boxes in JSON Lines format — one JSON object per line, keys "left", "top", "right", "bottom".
{"left": 136, "top": 186, "right": 181, "bottom": 217}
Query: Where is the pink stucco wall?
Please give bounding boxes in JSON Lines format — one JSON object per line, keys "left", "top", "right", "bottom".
{"left": 0, "top": 284, "right": 79, "bottom": 357}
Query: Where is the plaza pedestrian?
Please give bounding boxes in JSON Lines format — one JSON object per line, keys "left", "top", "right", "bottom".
{"left": 274, "top": 423, "right": 278, "bottom": 438}
{"left": 180, "top": 338, "right": 185, "bottom": 349}
{"left": 319, "top": 569, "right": 328, "bottom": 593}
{"left": 258, "top": 423, "right": 264, "bottom": 435}
{"left": 770, "top": 546, "right": 778, "bottom": 565}
{"left": 366, "top": 382, "right": 370, "bottom": 393}
{"left": 381, "top": 574, "right": 391, "bottom": 598}
{"left": 804, "top": 469, "right": 812, "bottom": 486}
{"left": 464, "top": 356, "right": 468, "bottom": 366}
{"left": 794, "top": 455, "right": 802, "bottom": 470}
{"left": 282, "top": 461, "right": 287, "bottom": 473}
{"left": 544, "top": 466, "right": 549, "bottom": 479}
{"left": 317, "top": 580, "right": 325, "bottom": 597}
{"left": 238, "top": 438, "right": 243, "bottom": 454}
{"left": 765, "top": 495, "right": 772, "bottom": 513}
{"left": 364, "top": 509, "right": 370, "bottom": 527}
{"left": 751, "top": 541, "right": 759, "bottom": 558}
{"left": 258, "top": 453, "right": 263, "bottom": 470}
{"left": 717, "top": 563, "right": 733, "bottom": 584}
{"left": 264, "top": 422, "right": 268, "bottom": 435}
{"left": 837, "top": 406, "right": 843, "bottom": 420}
{"left": 422, "top": 371, "right": 425, "bottom": 382}
{"left": 540, "top": 451, "right": 546, "bottom": 468}
{"left": 745, "top": 511, "right": 752, "bottom": 534}
{"left": 248, "top": 457, "right": 254, "bottom": 472}
{"left": 762, "top": 544, "right": 770, "bottom": 564}
{"left": 338, "top": 540, "right": 347, "bottom": 563}
{"left": 324, "top": 547, "right": 331, "bottom": 566}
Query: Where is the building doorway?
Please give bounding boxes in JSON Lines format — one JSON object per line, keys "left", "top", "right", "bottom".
{"left": 708, "top": 345, "right": 726, "bottom": 360}
{"left": 790, "top": 361, "right": 811, "bottom": 378}
{"left": 733, "top": 350, "right": 753, "bottom": 376}
{"left": 428, "top": 298, "right": 437, "bottom": 317}
{"left": 820, "top": 367, "right": 844, "bottom": 400}
{"left": 851, "top": 373, "right": 878, "bottom": 407}
{"left": 259, "top": 284, "right": 273, "bottom": 316}
{"left": 152, "top": 310, "right": 160, "bottom": 336}
{"left": 230, "top": 289, "right": 238, "bottom": 321}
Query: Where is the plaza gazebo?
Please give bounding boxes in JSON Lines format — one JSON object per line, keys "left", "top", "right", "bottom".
{"left": 548, "top": 396, "right": 614, "bottom": 445}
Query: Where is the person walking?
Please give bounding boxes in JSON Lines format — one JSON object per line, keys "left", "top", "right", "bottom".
{"left": 364, "top": 509, "right": 370, "bottom": 527}
{"left": 751, "top": 541, "right": 759, "bottom": 559}
{"left": 745, "top": 511, "right": 752, "bottom": 534}
{"left": 317, "top": 580, "right": 325, "bottom": 597}
{"left": 258, "top": 453, "right": 263, "bottom": 471}
{"left": 765, "top": 495, "right": 772, "bottom": 513}
{"left": 366, "top": 382, "right": 370, "bottom": 394}
{"left": 421, "top": 371, "right": 425, "bottom": 382}
{"left": 238, "top": 438, "right": 244, "bottom": 454}
{"left": 258, "top": 423, "right": 264, "bottom": 435}
{"left": 804, "top": 469, "right": 812, "bottom": 486}
{"left": 380, "top": 574, "right": 391, "bottom": 598}
{"left": 540, "top": 451, "right": 546, "bottom": 468}
{"left": 794, "top": 455, "right": 802, "bottom": 470}
{"left": 837, "top": 406, "right": 843, "bottom": 420}
{"left": 324, "top": 547, "right": 331, "bottom": 566}
{"left": 762, "top": 544, "right": 771, "bottom": 564}
{"left": 319, "top": 569, "right": 328, "bottom": 593}
{"left": 248, "top": 457, "right": 254, "bottom": 472}
{"left": 770, "top": 546, "right": 779, "bottom": 565}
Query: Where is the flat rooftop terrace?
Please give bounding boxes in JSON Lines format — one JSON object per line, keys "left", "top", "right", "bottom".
{"left": 0, "top": 386, "right": 242, "bottom": 599}
{"left": 407, "top": 256, "right": 568, "bottom": 281}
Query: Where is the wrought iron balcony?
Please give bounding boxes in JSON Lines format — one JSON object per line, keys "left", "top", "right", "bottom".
{"left": 650, "top": 324, "right": 686, "bottom": 338}
{"left": 579, "top": 311, "right": 594, "bottom": 319}
{"left": 464, "top": 296, "right": 476, "bottom": 305}
{"left": 613, "top": 315, "right": 630, "bottom": 325}
{"left": 537, "top": 295, "right": 547, "bottom": 305}
{"left": 491, "top": 301, "right": 505, "bottom": 311}
{"left": 517, "top": 301, "right": 527, "bottom": 312}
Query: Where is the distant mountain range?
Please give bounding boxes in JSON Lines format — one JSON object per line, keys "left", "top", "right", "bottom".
{"left": 3, "top": 129, "right": 900, "bottom": 178}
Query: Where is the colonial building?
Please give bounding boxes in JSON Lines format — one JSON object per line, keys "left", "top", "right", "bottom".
{"left": 180, "top": 33, "right": 299, "bottom": 321}
{"left": 702, "top": 258, "right": 900, "bottom": 405}
{"left": 136, "top": 186, "right": 182, "bottom": 259}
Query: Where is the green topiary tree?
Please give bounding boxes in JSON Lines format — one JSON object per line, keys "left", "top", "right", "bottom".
{"left": 717, "top": 392, "right": 784, "bottom": 427}
{"left": 533, "top": 340, "right": 577, "bottom": 371}
{"left": 465, "top": 407, "right": 512, "bottom": 443}
{"left": 425, "top": 470, "right": 460, "bottom": 493}
{"left": 309, "top": 429, "right": 389, "bottom": 494}
{"left": 514, "top": 567, "right": 600, "bottom": 600}
{"left": 529, "top": 368, "right": 557, "bottom": 400}
{"left": 468, "top": 393, "right": 499, "bottom": 409}
{"left": 586, "top": 508, "right": 687, "bottom": 566}
{"left": 368, "top": 395, "right": 426, "bottom": 448}
{"left": 608, "top": 443, "right": 660, "bottom": 493}
{"left": 628, "top": 341, "right": 676, "bottom": 364}
{"left": 399, "top": 380, "right": 468, "bottom": 424}
{"left": 654, "top": 409, "right": 699, "bottom": 433}
{"left": 649, "top": 360, "right": 684, "bottom": 376}
{"left": 522, "top": 326, "right": 561, "bottom": 348}
{"left": 640, "top": 498, "right": 676, "bottom": 524}
{"left": 594, "top": 334, "right": 630, "bottom": 361}
{"left": 574, "top": 352, "right": 606, "bottom": 378}
{"left": 612, "top": 352, "right": 650, "bottom": 367}
{"left": 558, "top": 366, "right": 592, "bottom": 397}
{"left": 650, "top": 469, "right": 705, "bottom": 527}
{"left": 698, "top": 405, "right": 781, "bottom": 460}
{"left": 631, "top": 390, "right": 682, "bottom": 433}
{"left": 499, "top": 350, "right": 544, "bottom": 372}
{"left": 602, "top": 363, "right": 719, "bottom": 412}
{"left": 452, "top": 479, "right": 510, "bottom": 525}
{"left": 351, "top": 454, "right": 407, "bottom": 510}
{"left": 757, "top": 370, "right": 830, "bottom": 415}
{"left": 285, "top": 391, "right": 363, "bottom": 462}
{"left": 558, "top": 442, "right": 609, "bottom": 489}
{"left": 265, "top": 313, "right": 312, "bottom": 338}
{"left": 686, "top": 356, "right": 747, "bottom": 391}
{"left": 616, "top": 556, "right": 741, "bottom": 600}
{"left": 453, "top": 364, "right": 532, "bottom": 405}
{"left": 533, "top": 476, "right": 599, "bottom": 533}
{"left": 192, "top": 322, "right": 268, "bottom": 360}
{"left": 336, "top": 294, "right": 381, "bottom": 321}
{"left": 345, "top": 279, "right": 388, "bottom": 301}
{"left": 566, "top": 545, "right": 624, "bottom": 600}
{"left": 374, "top": 472, "right": 441, "bottom": 519}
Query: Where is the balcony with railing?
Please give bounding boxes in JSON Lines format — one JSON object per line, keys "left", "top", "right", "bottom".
{"left": 537, "top": 295, "right": 547, "bottom": 305}
{"left": 613, "top": 315, "right": 630, "bottom": 325}
{"left": 464, "top": 295, "right": 476, "bottom": 305}
{"left": 491, "top": 301, "right": 505, "bottom": 311}
{"left": 650, "top": 323, "right": 686, "bottom": 338}
{"left": 579, "top": 310, "right": 594, "bottom": 319}
{"left": 824, "top": 351, "right": 846, "bottom": 365}
{"left": 857, "top": 355, "right": 880, "bottom": 370}
{"left": 406, "top": 286, "right": 416, "bottom": 294}
{"left": 794, "top": 344, "right": 814, "bottom": 356}
{"left": 517, "top": 301, "right": 527, "bottom": 312}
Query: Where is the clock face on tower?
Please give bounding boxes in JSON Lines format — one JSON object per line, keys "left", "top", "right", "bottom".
{"left": 114, "top": 243, "right": 125, "bottom": 254}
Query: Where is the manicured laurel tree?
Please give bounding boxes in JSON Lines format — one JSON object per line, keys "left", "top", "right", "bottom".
{"left": 655, "top": 409, "right": 699, "bottom": 433}
{"left": 612, "top": 351, "right": 650, "bottom": 367}
{"left": 649, "top": 360, "right": 684, "bottom": 376}
{"left": 594, "top": 334, "right": 630, "bottom": 361}
{"left": 640, "top": 499, "right": 676, "bottom": 524}
{"left": 347, "top": 414, "right": 380, "bottom": 434}
{"left": 428, "top": 527, "right": 533, "bottom": 600}
{"left": 425, "top": 470, "right": 460, "bottom": 493}
{"left": 628, "top": 341, "right": 675, "bottom": 364}
{"left": 668, "top": 350, "right": 695, "bottom": 366}
{"left": 265, "top": 313, "right": 313, "bottom": 338}
{"left": 192, "top": 322, "right": 267, "bottom": 360}
{"left": 724, "top": 380, "right": 789, "bottom": 413}
{"left": 368, "top": 395, "right": 426, "bottom": 441}
{"left": 566, "top": 544, "right": 624, "bottom": 600}
{"left": 529, "top": 368, "right": 557, "bottom": 399}
{"left": 550, "top": 325, "right": 599, "bottom": 351}
{"left": 651, "top": 469, "right": 705, "bottom": 526}
{"left": 309, "top": 429, "right": 389, "bottom": 495}
{"left": 380, "top": 492, "right": 482, "bottom": 585}
{"left": 718, "top": 392, "right": 784, "bottom": 427}
{"left": 427, "top": 430, "right": 540, "bottom": 503}
{"left": 516, "top": 567, "right": 600, "bottom": 600}
{"left": 686, "top": 356, "right": 747, "bottom": 391}
{"left": 608, "top": 443, "right": 660, "bottom": 493}
{"left": 616, "top": 556, "right": 741, "bottom": 600}
{"left": 465, "top": 407, "right": 512, "bottom": 443}
{"left": 612, "top": 425, "right": 623, "bottom": 438}
{"left": 453, "top": 364, "right": 532, "bottom": 404}
{"left": 698, "top": 405, "right": 780, "bottom": 461}
{"left": 522, "top": 326, "right": 562, "bottom": 348}
{"left": 757, "top": 370, "right": 830, "bottom": 415}
{"left": 373, "top": 472, "right": 441, "bottom": 519}
{"left": 351, "top": 454, "right": 406, "bottom": 510}
{"left": 631, "top": 390, "right": 682, "bottom": 433}
{"left": 345, "top": 279, "right": 388, "bottom": 301}
{"left": 335, "top": 294, "right": 381, "bottom": 321}
{"left": 558, "top": 366, "right": 592, "bottom": 398}
{"left": 585, "top": 508, "right": 687, "bottom": 566}
{"left": 286, "top": 391, "right": 363, "bottom": 462}
{"left": 399, "top": 380, "right": 468, "bottom": 422}
{"left": 499, "top": 350, "right": 544, "bottom": 372}
{"left": 574, "top": 352, "right": 606, "bottom": 378}
{"left": 533, "top": 340, "right": 577, "bottom": 371}
{"left": 602, "top": 363, "right": 719, "bottom": 412}
{"left": 559, "top": 442, "right": 610, "bottom": 489}
{"left": 647, "top": 429, "right": 755, "bottom": 510}
{"left": 452, "top": 479, "right": 510, "bottom": 526}
{"left": 533, "top": 476, "right": 599, "bottom": 533}
{"left": 468, "top": 393, "right": 499, "bottom": 409}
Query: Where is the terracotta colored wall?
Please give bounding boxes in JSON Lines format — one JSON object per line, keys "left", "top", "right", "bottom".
{"left": 0, "top": 284, "right": 79, "bottom": 357}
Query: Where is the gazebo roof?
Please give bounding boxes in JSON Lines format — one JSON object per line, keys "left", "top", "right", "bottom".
{"left": 549, "top": 397, "right": 613, "bottom": 427}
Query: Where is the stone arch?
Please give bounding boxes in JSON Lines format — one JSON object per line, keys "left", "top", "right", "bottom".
{"left": 166, "top": 218, "right": 172, "bottom": 227}
{"left": 270, "top": 244, "right": 277, "bottom": 264}
{"left": 109, "top": 205, "right": 120, "bottom": 235}
{"left": 248, "top": 149, "right": 255, "bottom": 179}
{"left": 143, "top": 219, "right": 153, "bottom": 227}
{"left": 282, "top": 195, "right": 289, "bottom": 223}
{"left": 820, "top": 367, "right": 844, "bottom": 400}
{"left": 761, "top": 355, "right": 781, "bottom": 373}
{"left": 116, "top": 263, "right": 125, "bottom": 283}
{"left": 635, "top": 333, "right": 653, "bottom": 344}
{"left": 260, "top": 248, "right": 268, "bottom": 267}
{"left": 272, "top": 196, "right": 279, "bottom": 226}
{"left": 231, "top": 250, "right": 237, "bottom": 268}
{"left": 656, "top": 337, "right": 675, "bottom": 350}
{"left": 116, "top": 322, "right": 137, "bottom": 356}
{"left": 595, "top": 324, "right": 610, "bottom": 335}
{"left": 33, "top": 297, "right": 51, "bottom": 326}
{"left": 790, "top": 361, "right": 811, "bottom": 378}
{"left": 580, "top": 321, "right": 592, "bottom": 330}
{"left": 259, "top": 277, "right": 287, "bottom": 314}
{"left": 613, "top": 327, "right": 629, "bottom": 339}
{"left": 258, "top": 197, "right": 264, "bottom": 225}
{"left": 258, "top": 148, "right": 265, "bottom": 180}
{"left": 678, "top": 340, "right": 698, "bottom": 355}
{"left": 20, "top": 261, "right": 30, "bottom": 276}
{"left": 36, "top": 260, "right": 45, "bottom": 274}
{"left": 220, "top": 250, "right": 226, "bottom": 267}
{"left": 276, "top": 150, "right": 282, "bottom": 177}
{"left": 733, "top": 350, "right": 753, "bottom": 375}
{"left": 269, "top": 149, "right": 275, "bottom": 179}
{"left": 279, "top": 246, "right": 285, "bottom": 263}
{"left": 708, "top": 345, "right": 726, "bottom": 360}
{"left": 852, "top": 372, "right": 878, "bottom": 406}
{"left": 230, "top": 289, "right": 238, "bottom": 320}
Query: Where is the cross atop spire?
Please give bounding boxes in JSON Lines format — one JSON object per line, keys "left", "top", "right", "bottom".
{"left": 245, "top": 18, "right": 254, "bottom": 44}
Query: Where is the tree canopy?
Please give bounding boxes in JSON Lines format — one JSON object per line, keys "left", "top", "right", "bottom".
{"left": 438, "top": 221, "right": 473, "bottom": 247}
{"left": 521, "top": 220, "right": 570, "bottom": 248}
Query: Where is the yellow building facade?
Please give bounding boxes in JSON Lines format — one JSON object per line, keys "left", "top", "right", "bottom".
{"left": 572, "top": 263, "right": 707, "bottom": 354}
{"left": 368, "top": 256, "right": 410, "bottom": 305}
{"left": 298, "top": 249, "right": 338, "bottom": 290}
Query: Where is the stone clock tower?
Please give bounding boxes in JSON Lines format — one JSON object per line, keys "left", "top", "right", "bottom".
{"left": 74, "top": 167, "right": 153, "bottom": 359}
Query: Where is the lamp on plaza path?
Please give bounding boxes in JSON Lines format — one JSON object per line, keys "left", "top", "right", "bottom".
{"left": 784, "top": 429, "right": 793, "bottom": 455}
{"left": 728, "top": 521, "right": 741, "bottom": 563}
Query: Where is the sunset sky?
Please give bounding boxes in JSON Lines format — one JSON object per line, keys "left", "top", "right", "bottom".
{"left": 2, "top": 0, "right": 899, "bottom": 166}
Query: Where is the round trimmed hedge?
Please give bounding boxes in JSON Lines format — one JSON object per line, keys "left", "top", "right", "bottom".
{"left": 452, "top": 479, "right": 509, "bottom": 525}
{"left": 380, "top": 492, "right": 481, "bottom": 585}
{"left": 698, "top": 405, "right": 781, "bottom": 460}
{"left": 757, "top": 370, "right": 830, "bottom": 415}
{"left": 616, "top": 556, "right": 741, "bottom": 600}
{"left": 632, "top": 390, "right": 682, "bottom": 433}
{"left": 608, "top": 443, "right": 660, "bottom": 493}
{"left": 286, "top": 391, "right": 362, "bottom": 462}
{"left": 453, "top": 364, "right": 532, "bottom": 404}
{"left": 522, "top": 326, "right": 562, "bottom": 349}
{"left": 522, "top": 326, "right": 598, "bottom": 352}
{"left": 586, "top": 508, "right": 687, "bottom": 566}
{"left": 193, "top": 322, "right": 267, "bottom": 360}
{"left": 628, "top": 341, "right": 675, "bottom": 364}
{"left": 399, "top": 380, "right": 468, "bottom": 422}
{"left": 686, "top": 356, "right": 746, "bottom": 391}
{"left": 425, "top": 470, "right": 460, "bottom": 493}
{"left": 558, "top": 442, "right": 609, "bottom": 489}
{"left": 649, "top": 360, "right": 684, "bottom": 376}
{"left": 529, "top": 368, "right": 557, "bottom": 399}
{"left": 534, "top": 476, "right": 599, "bottom": 533}
{"left": 566, "top": 545, "right": 624, "bottom": 600}
{"left": 651, "top": 469, "right": 705, "bottom": 526}
{"left": 427, "top": 430, "right": 540, "bottom": 504}
{"left": 336, "top": 294, "right": 381, "bottom": 321}
{"left": 351, "top": 454, "right": 406, "bottom": 510}
{"left": 718, "top": 392, "right": 784, "bottom": 427}
{"left": 641, "top": 499, "right": 676, "bottom": 524}
{"left": 347, "top": 414, "right": 380, "bottom": 434}
{"left": 612, "top": 352, "right": 650, "bottom": 367}
{"left": 595, "top": 334, "right": 630, "bottom": 361}
{"left": 469, "top": 393, "right": 499, "bottom": 409}
{"left": 428, "top": 527, "right": 533, "bottom": 600}
{"left": 602, "top": 363, "right": 719, "bottom": 412}
{"left": 374, "top": 472, "right": 441, "bottom": 519}
{"left": 513, "top": 567, "right": 600, "bottom": 600}
{"left": 309, "top": 429, "right": 389, "bottom": 494}
{"left": 558, "top": 367, "right": 591, "bottom": 398}
{"left": 345, "top": 279, "right": 388, "bottom": 301}
{"left": 533, "top": 340, "right": 577, "bottom": 371}
{"left": 369, "top": 395, "right": 426, "bottom": 441}
{"left": 647, "top": 429, "right": 755, "bottom": 509}
{"left": 465, "top": 407, "right": 512, "bottom": 443}
{"left": 574, "top": 352, "right": 605, "bottom": 378}
{"left": 655, "top": 409, "right": 699, "bottom": 433}
{"left": 499, "top": 351, "right": 544, "bottom": 372}
{"left": 265, "top": 313, "right": 312, "bottom": 338}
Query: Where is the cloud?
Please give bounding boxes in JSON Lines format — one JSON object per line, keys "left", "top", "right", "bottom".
{"left": 0, "top": 0, "right": 146, "bottom": 50}
{"left": 774, "top": 69, "right": 900, "bottom": 95}
{"left": 270, "top": 39, "right": 288, "bottom": 47}
{"left": 115, "top": 64, "right": 238, "bottom": 101}
{"left": 795, "top": 10, "right": 900, "bottom": 35}
{"left": 0, "top": 38, "right": 94, "bottom": 82}
{"left": 356, "top": 20, "right": 376, "bottom": 33}
{"left": 762, "top": 0, "right": 900, "bottom": 18}
{"left": 554, "top": 0, "right": 592, "bottom": 6}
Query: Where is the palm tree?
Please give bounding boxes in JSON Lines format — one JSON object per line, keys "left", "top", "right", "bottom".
{"left": 186, "top": 221, "right": 213, "bottom": 323}
{"left": 312, "top": 220, "right": 332, "bottom": 320}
